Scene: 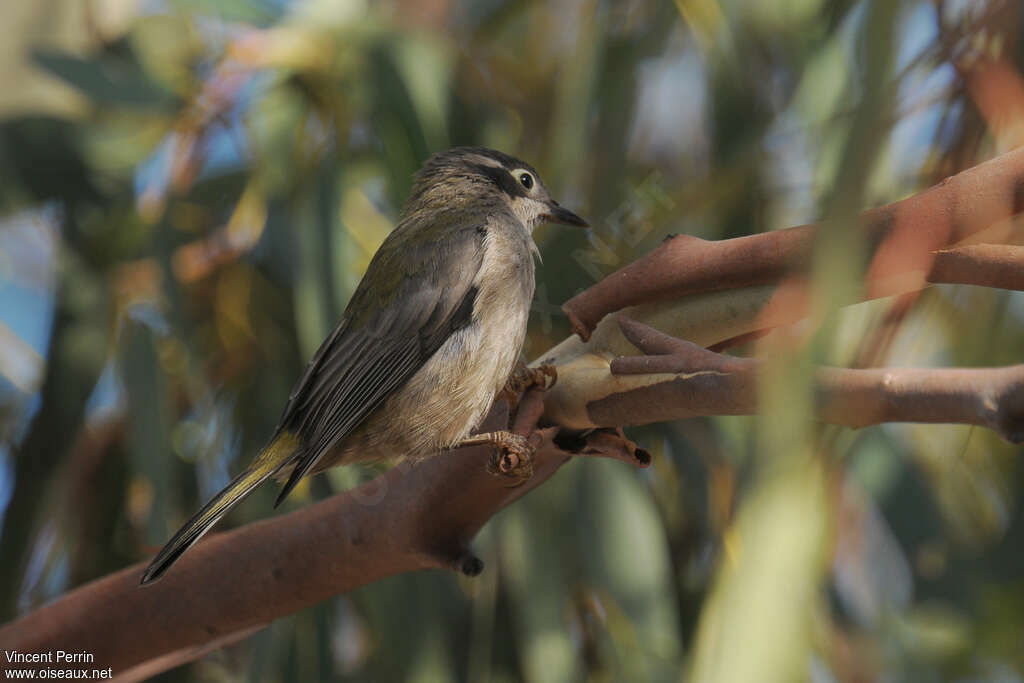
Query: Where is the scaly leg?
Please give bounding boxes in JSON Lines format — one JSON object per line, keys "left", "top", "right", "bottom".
{"left": 452, "top": 431, "right": 534, "bottom": 484}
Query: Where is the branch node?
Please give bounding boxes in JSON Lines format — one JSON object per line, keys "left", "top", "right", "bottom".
{"left": 457, "top": 553, "right": 485, "bottom": 577}
{"left": 579, "top": 428, "right": 652, "bottom": 469}
{"left": 564, "top": 304, "right": 593, "bottom": 342}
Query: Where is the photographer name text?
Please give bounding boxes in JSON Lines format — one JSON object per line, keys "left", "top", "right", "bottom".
{"left": 5, "top": 652, "right": 93, "bottom": 665}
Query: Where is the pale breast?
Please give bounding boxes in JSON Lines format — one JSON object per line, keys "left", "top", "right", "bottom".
{"left": 472, "top": 220, "right": 536, "bottom": 394}
{"left": 332, "top": 219, "right": 537, "bottom": 464}
{"left": 400, "top": 223, "right": 535, "bottom": 452}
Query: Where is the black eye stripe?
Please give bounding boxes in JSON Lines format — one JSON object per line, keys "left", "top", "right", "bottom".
{"left": 468, "top": 163, "right": 529, "bottom": 198}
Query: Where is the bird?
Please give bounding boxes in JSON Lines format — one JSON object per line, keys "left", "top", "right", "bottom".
{"left": 140, "top": 147, "right": 588, "bottom": 584}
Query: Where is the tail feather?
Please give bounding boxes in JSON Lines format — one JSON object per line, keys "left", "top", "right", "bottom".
{"left": 140, "top": 433, "right": 300, "bottom": 585}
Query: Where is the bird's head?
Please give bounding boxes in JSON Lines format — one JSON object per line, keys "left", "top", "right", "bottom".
{"left": 405, "top": 147, "right": 588, "bottom": 231}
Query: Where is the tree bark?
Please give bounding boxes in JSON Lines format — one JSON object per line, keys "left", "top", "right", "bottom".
{"left": 564, "top": 144, "right": 1024, "bottom": 339}
{"left": 0, "top": 397, "right": 644, "bottom": 681}
{"left": 590, "top": 319, "right": 1024, "bottom": 443}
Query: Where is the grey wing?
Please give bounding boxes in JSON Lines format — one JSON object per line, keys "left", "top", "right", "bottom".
{"left": 272, "top": 222, "right": 485, "bottom": 505}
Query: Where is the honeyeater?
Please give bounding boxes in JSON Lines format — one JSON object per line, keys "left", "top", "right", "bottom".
{"left": 140, "top": 147, "right": 587, "bottom": 584}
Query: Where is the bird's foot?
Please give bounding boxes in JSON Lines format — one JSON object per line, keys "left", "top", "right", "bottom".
{"left": 498, "top": 362, "right": 557, "bottom": 412}
{"left": 486, "top": 432, "right": 535, "bottom": 486}
{"left": 453, "top": 430, "right": 535, "bottom": 486}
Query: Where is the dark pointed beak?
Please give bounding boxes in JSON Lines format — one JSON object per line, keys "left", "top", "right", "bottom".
{"left": 543, "top": 200, "right": 589, "bottom": 228}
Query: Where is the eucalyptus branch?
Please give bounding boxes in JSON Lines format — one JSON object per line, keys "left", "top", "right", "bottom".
{"left": 0, "top": 395, "right": 646, "bottom": 680}
{"left": 928, "top": 243, "right": 1024, "bottom": 290}
{"left": 564, "top": 145, "right": 1024, "bottom": 340}
{"left": 576, "top": 319, "right": 1024, "bottom": 443}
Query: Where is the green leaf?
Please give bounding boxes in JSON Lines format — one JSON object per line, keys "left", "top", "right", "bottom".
{"left": 31, "top": 48, "right": 177, "bottom": 109}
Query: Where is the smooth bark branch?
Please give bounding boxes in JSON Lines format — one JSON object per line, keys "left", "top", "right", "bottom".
{"left": 3, "top": 439, "right": 535, "bottom": 681}
{"left": 928, "top": 244, "right": 1024, "bottom": 289}
{"left": 564, "top": 145, "right": 1024, "bottom": 340}
{"left": 0, "top": 398, "right": 644, "bottom": 680}
{"left": 586, "top": 320, "right": 1024, "bottom": 443}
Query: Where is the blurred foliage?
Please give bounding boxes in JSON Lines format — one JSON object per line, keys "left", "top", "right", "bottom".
{"left": 1, "top": 0, "right": 1024, "bottom": 681}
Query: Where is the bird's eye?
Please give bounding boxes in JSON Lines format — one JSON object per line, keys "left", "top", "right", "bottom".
{"left": 518, "top": 172, "right": 534, "bottom": 190}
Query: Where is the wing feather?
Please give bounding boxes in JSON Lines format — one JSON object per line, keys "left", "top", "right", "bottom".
{"left": 272, "top": 219, "right": 487, "bottom": 505}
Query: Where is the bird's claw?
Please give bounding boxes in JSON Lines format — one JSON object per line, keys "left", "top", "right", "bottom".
{"left": 486, "top": 433, "right": 535, "bottom": 486}
{"left": 499, "top": 362, "right": 557, "bottom": 412}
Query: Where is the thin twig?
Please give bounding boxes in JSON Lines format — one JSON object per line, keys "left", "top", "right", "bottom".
{"left": 583, "top": 319, "right": 1024, "bottom": 444}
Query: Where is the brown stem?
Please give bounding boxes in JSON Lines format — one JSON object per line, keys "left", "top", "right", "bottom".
{"left": 0, "top": 394, "right": 649, "bottom": 679}
{"left": 564, "top": 146, "right": 1024, "bottom": 340}
{"left": 0, "top": 422, "right": 545, "bottom": 677}
{"left": 587, "top": 319, "right": 1024, "bottom": 443}
{"left": 928, "top": 244, "right": 1024, "bottom": 289}
{"left": 564, "top": 231, "right": 812, "bottom": 340}
{"left": 574, "top": 428, "right": 652, "bottom": 467}
{"left": 669, "top": 243, "right": 1024, "bottom": 354}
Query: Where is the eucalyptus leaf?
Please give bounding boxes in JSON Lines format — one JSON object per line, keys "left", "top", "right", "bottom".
{"left": 31, "top": 49, "right": 177, "bottom": 109}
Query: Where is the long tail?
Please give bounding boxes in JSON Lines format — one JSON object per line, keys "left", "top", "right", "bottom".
{"left": 139, "top": 432, "right": 300, "bottom": 585}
